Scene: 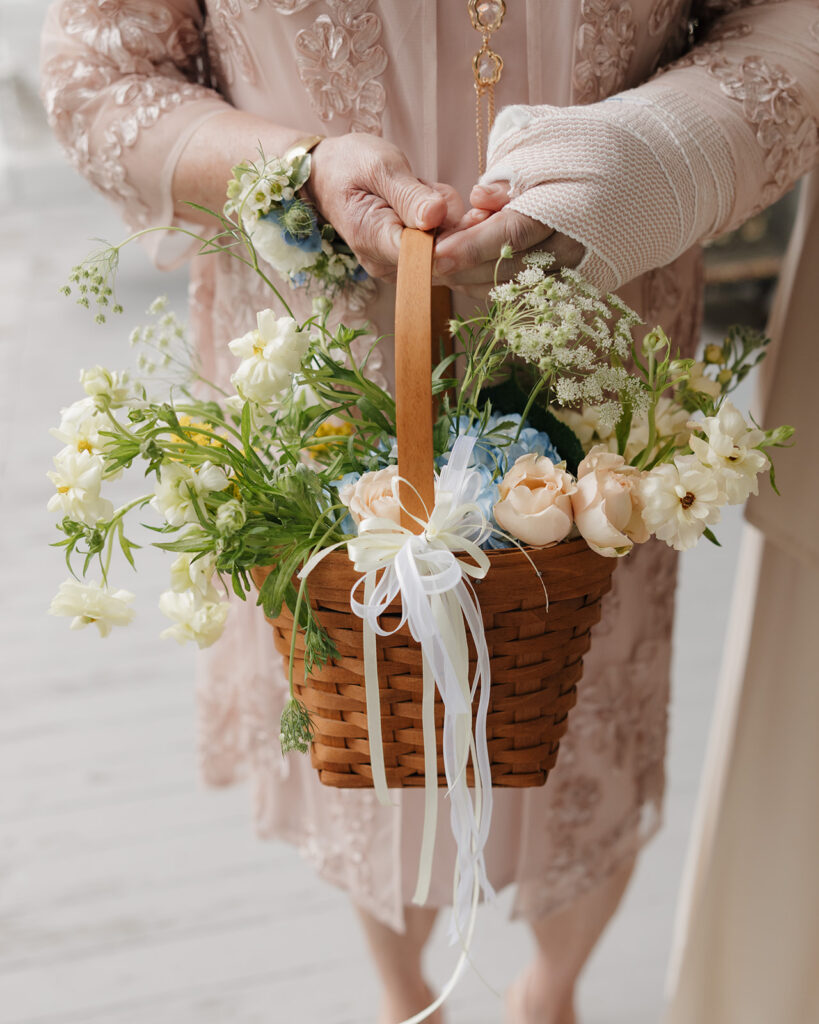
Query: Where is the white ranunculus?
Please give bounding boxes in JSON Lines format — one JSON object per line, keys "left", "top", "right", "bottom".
{"left": 228, "top": 310, "right": 310, "bottom": 407}
{"left": 168, "top": 552, "right": 220, "bottom": 601}
{"left": 47, "top": 446, "right": 113, "bottom": 525}
{"left": 80, "top": 366, "right": 132, "bottom": 408}
{"left": 49, "top": 579, "right": 136, "bottom": 637}
{"left": 248, "top": 218, "right": 317, "bottom": 276}
{"left": 150, "top": 460, "right": 230, "bottom": 527}
{"left": 689, "top": 401, "right": 769, "bottom": 505}
{"left": 639, "top": 454, "right": 725, "bottom": 551}
{"left": 158, "top": 589, "right": 230, "bottom": 648}
{"left": 51, "top": 397, "right": 110, "bottom": 454}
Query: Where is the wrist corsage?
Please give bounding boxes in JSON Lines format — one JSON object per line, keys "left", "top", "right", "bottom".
{"left": 224, "top": 139, "right": 367, "bottom": 295}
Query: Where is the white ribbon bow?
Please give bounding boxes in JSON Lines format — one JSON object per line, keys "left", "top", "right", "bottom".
{"left": 346, "top": 435, "right": 497, "bottom": 944}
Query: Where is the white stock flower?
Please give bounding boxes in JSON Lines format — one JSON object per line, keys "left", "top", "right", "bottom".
{"left": 80, "top": 366, "right": 132, "bottom": 408}
{"left": 168, "top": 552, "right": 220, "bottom": 600}
{"left": 248, "top": 218, "right": 317, "bottom": 276}
{"left": 689, "top": 401, "right": 769, "bottom": 504}
{"left": 49, "top": 579, "right": 135, "bottom": 637}
{"left": 150, "top": 460, "right": 230, "bottom": 527}
{"left": 159, "top": 589, "right": 230, "bottom": 649}
{"left": 228, "top": 310, "right": 309, "bottom": 407}
{"left": 47, "top": 446, "right": 113, "bottom": 525}
{"left": 639, "top": 454, "right": 725, "bottom": 551}
{"left": 50, "top": 397, "right": 110, "bottom": 454}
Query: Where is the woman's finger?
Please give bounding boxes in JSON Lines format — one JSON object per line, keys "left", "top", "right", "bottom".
{"left": 436, "top": 229, "right": 586, "bottom": 288}
{"left": 432, "top": 208, "right": 553, "bottom": 277}
{"left": 469, "top": 181, "right": 511, "bottom": 212}
{"left": 428, "top": 181, "right": 467, "bottom": 231}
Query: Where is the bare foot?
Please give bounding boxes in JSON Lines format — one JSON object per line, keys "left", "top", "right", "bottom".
{"left": 505, "top": 970, "right": 577, "bottom": 1024}
{"left": 379, "top": 982, "right": 444, "bottom": 1024}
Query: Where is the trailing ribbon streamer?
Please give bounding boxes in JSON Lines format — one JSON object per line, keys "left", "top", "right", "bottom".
{"left": 346, "top": 435, "right": 496, "bottom": 942}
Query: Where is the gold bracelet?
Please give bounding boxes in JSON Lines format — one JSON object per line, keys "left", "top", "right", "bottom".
{"left": 283, "top": 134, "right": 325, "bottom": 164}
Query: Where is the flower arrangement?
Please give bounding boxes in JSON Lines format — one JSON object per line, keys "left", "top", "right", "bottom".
{"left": 47, "top": 158, "right": 793, "bottom": 1007}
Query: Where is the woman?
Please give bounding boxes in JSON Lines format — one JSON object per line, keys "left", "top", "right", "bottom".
{"left": 40, "top": 3, "right": 819, "bottom": 1022}
{"left": 665, "top": 171, "right": 819, "bottom": 1024}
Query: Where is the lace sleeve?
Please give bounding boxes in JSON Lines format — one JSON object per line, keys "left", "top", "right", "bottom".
{"left": 40, "top": 0, "right": 230, "bottom": 267}
{"left": 482, "top": 1, "right": 819, "bottom": 292}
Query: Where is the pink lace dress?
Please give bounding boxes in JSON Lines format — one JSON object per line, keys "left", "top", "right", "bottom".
{"left": 40, "top": 0, "right": 819, "bottom": 931}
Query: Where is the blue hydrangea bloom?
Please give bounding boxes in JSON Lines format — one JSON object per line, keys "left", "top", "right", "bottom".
{"left": 331, "top": 471, "right": 360, "bottom": 536}
{"left": 450, "top": 412, "right": 561, "bottom": 475}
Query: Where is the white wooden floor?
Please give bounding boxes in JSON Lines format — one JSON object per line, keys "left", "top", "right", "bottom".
{"left": 0, "top": 191, "right": 751, "bottom": 1024}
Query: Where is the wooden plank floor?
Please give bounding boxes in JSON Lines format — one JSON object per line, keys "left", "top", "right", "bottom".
{"left": 1, "top": 195, "right": 749, "bottom": 1023}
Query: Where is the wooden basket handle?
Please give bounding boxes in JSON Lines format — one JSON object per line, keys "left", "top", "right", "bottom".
{"left": 394, "top": 228, "right": 451, "bottom": 532}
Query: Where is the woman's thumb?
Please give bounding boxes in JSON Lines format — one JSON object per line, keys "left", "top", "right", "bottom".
{"left": 384, "top": 175, "right": 448, "bottom": 230}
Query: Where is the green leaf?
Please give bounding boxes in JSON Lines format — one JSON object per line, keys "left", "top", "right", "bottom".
{"left": 702, "top": 526, "right": 722, "bottom": 547}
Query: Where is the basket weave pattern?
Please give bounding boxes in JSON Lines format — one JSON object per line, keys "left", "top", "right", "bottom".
{"left": 254, "top": 537, "right": 616, "bottom": 789}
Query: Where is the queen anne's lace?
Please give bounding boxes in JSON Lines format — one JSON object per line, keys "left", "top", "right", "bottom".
{"left": 294, "top": 0, "right": 387, "bottom": 132}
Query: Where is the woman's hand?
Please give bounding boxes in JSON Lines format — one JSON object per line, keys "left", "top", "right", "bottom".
{"left": 308, "top": 134, "right": 465, "bottom": 281}
{"left": 432, "top": 182, "right": 585, "bottom": 298}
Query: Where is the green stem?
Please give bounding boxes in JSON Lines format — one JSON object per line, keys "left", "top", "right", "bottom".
{"left": 288, "top": 575, "right": 308, "bottom": 701}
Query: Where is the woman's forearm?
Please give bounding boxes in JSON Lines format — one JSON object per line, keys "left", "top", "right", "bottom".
{"left": 172, "top": 110, "right": 312, "bottom": 225}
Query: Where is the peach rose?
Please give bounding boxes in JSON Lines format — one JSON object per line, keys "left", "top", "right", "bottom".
{"left": 339, "top": 466, "right": 401, "bottom": 525}
{"left": 493, "top": 454, "right": 575, "bottom": 546}
{"left": 571, "top": 446, "right": 649, "bottom": 557}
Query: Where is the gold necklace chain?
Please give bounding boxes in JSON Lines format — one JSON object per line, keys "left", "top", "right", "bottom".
{"left": 468, "top": 0, "right": 507, "bottom": 175}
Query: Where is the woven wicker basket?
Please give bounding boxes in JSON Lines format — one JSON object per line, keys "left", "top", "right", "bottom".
{"left": 254, "top": 229, "right": 617, "bottom": 789}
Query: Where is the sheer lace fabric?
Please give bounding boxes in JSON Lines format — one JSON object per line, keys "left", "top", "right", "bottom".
{"left": 41, "top": 0, "right": 818, "bottom": 931}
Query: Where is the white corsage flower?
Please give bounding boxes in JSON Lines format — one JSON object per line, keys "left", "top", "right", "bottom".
{"left": 247, "top": 218, "right": 317, "bottom": 276}
{"left": 47, "top": 446, "right": 113, "bottom": 525}
{"left": 80, "top": 366, "right": 132, "bottom": 408}
{"left": 228, "top": 310, "right": 309, "bottom": 407}
{"left": 639, "top": 454, "right": 725, "bottom": 551}
{"left": 158, "top": 589, "right": 230, "bottom": 649}
{"left": 150, "top": 460, "right": 230, "bottom": 527}
{"left": 49, "top": 579, "right": 136, "bottom": 637}
{"left": 689, "top": 401, "right": 769, "bottom": 505}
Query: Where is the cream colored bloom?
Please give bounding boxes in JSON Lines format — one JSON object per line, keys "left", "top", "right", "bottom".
{"left": 689, "top": 401, "right": 769, "bottom": 504}
{"left": 248, "top": 219, "right": 316, "bottom": 276}
{"left": 339, "top": 466, "right": 402, "bottom": 525}
{"left": 493, "top": 454, "right": 575, "bottom": 546}
{"left": 572, "top": 447, "right": 649, "bottom": 557}
{"left": 51, "top": 397, "right": 110, "bottom": 454}
{"left": 158, "top": 589, "right": 230, "bottom": 649}
{"left": 168, "top": 552, "right": 220, "bottom": 601}
{"left": 626, "top": 396, "right": 691, "bottom": 462}
{"left": 150, "top": 460, "right": 230, "bottom": 527}
{"left": 47, "top": 446, "right": 113, "bottom": 525}
{"left": 228, "top": 311, "right": 309, "bottom": 407}
{"left": 685, "top": 361, "right": 721, "bottom": 400}
{"left": 80, "top": 366, "right": 132, "bottom": 408}
{"left": 49, "top": 579, "right": 135, "bottom": 637}
{"left": 551, "top": 405, "right": 619, "bottom": 454}
{"left": 639, "top": 454, "right": 725, "bottom": 551}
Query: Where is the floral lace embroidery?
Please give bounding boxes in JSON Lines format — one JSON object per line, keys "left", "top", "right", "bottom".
{"left": 672, "top": 43, "right": 819, "bottom": 212}
{"left": 42, "top": 0, "right": 215, "bottom": 225}
{"left": 573, "top": 0, "right": 637, "bottom": 104}
{"left": 42, "top": 55, "right": 213, "bottom": 227}
{"left": 294, "top": 0, "right": 387, "bottom": 133}
{"left": 205, "top": 0, "right": 260, "bottom": 86}
{"left": 649, "top": 0, "right": 686, "bottom": 36}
